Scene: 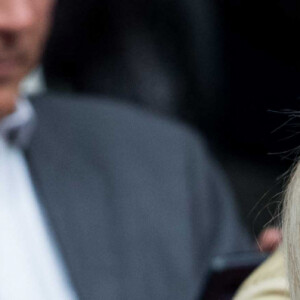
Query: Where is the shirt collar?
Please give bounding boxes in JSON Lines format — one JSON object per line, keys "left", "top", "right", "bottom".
{"left": 0, "top": 98, "right": 36, "bottom": 148}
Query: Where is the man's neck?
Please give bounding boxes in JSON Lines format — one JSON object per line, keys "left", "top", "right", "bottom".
{"left": 0, "top": 67, "right": 45, "bottom": 121}
{"left": 0, "top": 98, "right": 36, "bottom": 148}
{"left": 0, "top": 100, "right": 17, "bottom": 121}
{"left": 0, "top": 84, "right": 19, "bottom": 120}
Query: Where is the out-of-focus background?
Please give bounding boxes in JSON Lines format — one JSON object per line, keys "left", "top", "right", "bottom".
{"left": 42, "top": 0, "right": 299, "bottom": 235}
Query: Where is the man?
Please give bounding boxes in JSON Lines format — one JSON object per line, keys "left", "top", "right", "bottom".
{"left": 0, "top": 0, "right": 252, "bottom": 299}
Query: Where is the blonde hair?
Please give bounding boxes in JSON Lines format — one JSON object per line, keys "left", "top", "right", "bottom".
{"left": 283, "top": 162, "right": 300, "bottom": 299}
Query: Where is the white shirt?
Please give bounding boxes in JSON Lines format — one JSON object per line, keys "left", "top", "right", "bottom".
{"left": 0, "top": 101, "right": 77, "bottom": 300}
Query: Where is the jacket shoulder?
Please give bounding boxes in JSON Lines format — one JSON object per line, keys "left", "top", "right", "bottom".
{"left": 31, "top": 93, "right": 206, "bottom": 149}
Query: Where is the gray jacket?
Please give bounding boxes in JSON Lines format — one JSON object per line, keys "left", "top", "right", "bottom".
{"left": 25, "top": 94, "right": 251, "bottom": 300}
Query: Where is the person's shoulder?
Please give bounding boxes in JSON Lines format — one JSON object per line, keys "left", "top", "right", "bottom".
{"left": 31, "top": 92, "right": 206, "bottom": 147}
{"left": 234, "top": 250, "right": 289, "bottom": 300}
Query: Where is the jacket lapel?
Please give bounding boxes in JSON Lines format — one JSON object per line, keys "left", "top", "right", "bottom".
{"left": 23, "top": 105, "right": 118, "bottom": 300}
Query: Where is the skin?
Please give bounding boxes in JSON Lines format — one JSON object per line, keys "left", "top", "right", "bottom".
{"left": 258, "top": 227, "right": 282, "bottom": 253}
{"left": 0, "top": 0, "right": 55, "bottom": 119}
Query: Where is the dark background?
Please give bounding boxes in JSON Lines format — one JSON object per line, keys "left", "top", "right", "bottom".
{"left": 43, "top": 0, "right": 299, "bottom": 235}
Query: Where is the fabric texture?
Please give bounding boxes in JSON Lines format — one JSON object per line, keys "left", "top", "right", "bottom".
{"left": 24, "top": 93, "right": 252, "bottom": 299}
{"left": 234, "top": 250, "right": 289, "bottom": 300}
